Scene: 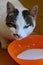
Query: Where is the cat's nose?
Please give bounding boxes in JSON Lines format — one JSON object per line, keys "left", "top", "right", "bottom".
{"left": 13, "top": 34, "right": 20, "bottom": 37}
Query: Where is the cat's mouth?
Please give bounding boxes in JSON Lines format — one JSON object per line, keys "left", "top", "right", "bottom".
{"left": 13, "top": 34, "right": 22, "bottom": 40}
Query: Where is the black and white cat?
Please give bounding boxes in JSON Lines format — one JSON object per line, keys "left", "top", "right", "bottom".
{"left": 0, "top": 0, "right": 38, "bottom": 49}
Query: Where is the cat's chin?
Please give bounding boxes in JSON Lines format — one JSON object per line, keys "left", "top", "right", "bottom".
{"left": 14, "top": 36, "right": 23, "bottom": 40}
{"left": 15, "top": 37, "right": 23, "bottom": 40}
{"left": 17, "top": 38, "right": 23, "bottom": 40}
{"left": 14, "top": 35, "right": 27, "bottom": 40}
{"left": 15, "top": 36, "right": 26, "bottom": 40}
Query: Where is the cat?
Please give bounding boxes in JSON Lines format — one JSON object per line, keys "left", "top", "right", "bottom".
{"left": 0, "top": 0, "right": 38, "bottom": 49}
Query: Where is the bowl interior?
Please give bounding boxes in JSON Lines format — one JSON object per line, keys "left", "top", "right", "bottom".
{"left": 8, "top": 35, "right": 43, "bottom": 65}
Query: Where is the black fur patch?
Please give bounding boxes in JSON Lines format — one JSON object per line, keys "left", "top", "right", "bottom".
{"left": 6, "top": 9, "right": 19, "bottom": 28}
{"left": 22, "top": 10, "right": 34, "bottom": 27}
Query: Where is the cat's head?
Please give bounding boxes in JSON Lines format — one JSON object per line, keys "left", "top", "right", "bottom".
{"left": 6, "top": 2, "right": 38, "bottom": 40}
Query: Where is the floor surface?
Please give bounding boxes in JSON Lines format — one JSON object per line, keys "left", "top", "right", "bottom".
{"left": 0, "top": 47, "right": 19, "bottom": 65}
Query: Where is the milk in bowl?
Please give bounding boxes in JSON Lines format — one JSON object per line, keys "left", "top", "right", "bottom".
{"left": 17, "top": 49, "right": 43, "bottom": 60}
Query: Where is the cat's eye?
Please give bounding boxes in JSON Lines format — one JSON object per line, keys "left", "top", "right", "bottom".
{"left": 11, "top": 24, "right": 17, "bottom": 28}
{"left": 10, "top": 23, "right": 17, "bottom": 28}
{"left": 6, "top": 22, "right": 17, "bottom": 29}
{"left": 24, "top": 24, "right": 31, "bottom": 28}
{"left": 8, "top": 22, "right": 12, "bottom": 26}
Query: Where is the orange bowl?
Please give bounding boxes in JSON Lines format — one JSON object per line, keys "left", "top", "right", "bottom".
{"left": 8, "top": 35, "right": 43, "bottom": 65}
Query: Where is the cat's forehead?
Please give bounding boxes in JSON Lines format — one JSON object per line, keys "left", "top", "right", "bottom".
{"left": 16, "top": 7, "right": 29, "bottom": 12}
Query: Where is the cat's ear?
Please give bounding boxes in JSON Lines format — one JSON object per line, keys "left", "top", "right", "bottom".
{"left": 7, "top": 1, "right": 15, "bottom": 15}
{"left": 30, "top": 5, "right": 38, "bottom": 18}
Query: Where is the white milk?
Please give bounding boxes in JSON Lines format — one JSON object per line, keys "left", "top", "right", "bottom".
{"left": 17, "top": 49, "right": 43, "bottom": 60}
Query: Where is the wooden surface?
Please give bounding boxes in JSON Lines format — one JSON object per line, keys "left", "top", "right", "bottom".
{"left": 0, "top": 48, "right": 19, "bottom": 65}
